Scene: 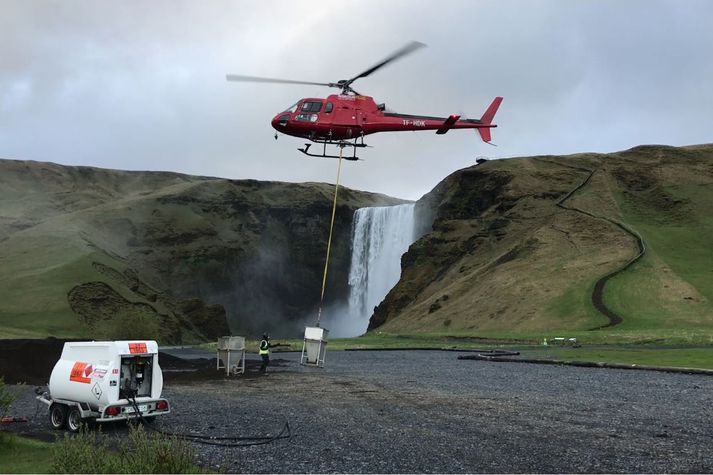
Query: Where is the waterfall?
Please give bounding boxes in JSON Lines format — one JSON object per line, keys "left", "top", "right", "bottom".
{"left": 343, "top": 203, "right": 416, "bottom": 336}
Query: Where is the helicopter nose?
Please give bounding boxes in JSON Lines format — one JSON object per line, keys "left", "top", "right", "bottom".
{"left": 271, "top": 115, "right": 280, "bottom": 130}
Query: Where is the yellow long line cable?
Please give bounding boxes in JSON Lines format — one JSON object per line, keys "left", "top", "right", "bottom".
{"left": 316, "top": 146, "right": 344, "bottom": 327}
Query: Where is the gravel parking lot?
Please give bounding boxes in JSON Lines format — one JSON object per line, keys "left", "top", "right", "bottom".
{"left": 8, "top": 349, "right": 713, "bottom": 473}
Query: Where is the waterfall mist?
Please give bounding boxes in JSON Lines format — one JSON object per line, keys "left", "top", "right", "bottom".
{"left": 323, "top": 203, "right": 416, "bottom": 337}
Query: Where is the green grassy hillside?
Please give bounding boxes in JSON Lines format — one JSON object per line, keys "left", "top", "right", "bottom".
{"left": 603, "top": 146, "right": 713, "bottom": 335}
{"left": 370, "top": 144, "right": 713, "bottom": 344}
{"left": 0, "top": 160, "right": 402, "bottom": 342}
{"left": 4, "top": 145, "right": 711, "bottom": 345}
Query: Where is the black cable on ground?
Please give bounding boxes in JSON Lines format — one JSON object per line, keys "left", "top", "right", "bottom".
{"left": 456, "top": 354, "right": 713, "bottom": 375}
{"left": 128, "top": 396, "right": 291, "bottom": 447}
{"left": 344, "top": 347, "right": 524, "bottom": 353}
{"left": 457, "top": 349, "right": 520, "bottom": 360}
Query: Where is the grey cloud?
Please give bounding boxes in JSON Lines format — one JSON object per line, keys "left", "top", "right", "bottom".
{"left": 1, "top": 0, "right": 712, "bottom": 200}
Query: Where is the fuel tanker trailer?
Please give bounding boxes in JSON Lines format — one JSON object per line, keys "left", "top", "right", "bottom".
{"left": 36, "top": 340, "right": 170, "bottom": 432}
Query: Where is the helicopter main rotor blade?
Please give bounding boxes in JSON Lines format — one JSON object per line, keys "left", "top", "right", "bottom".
{"left": 344, "top": 41, "right": 425, "bottom": 86}
{"left": 226, "top": 74, "right": 333, "bottom": 87}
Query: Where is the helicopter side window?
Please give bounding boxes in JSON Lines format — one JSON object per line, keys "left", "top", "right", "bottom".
{"left": 301, "top": 101, "right": 322, "bottom": 113}
{"left": 325, "top": 102, "right": 333, "bottom": 113}
{"left": 278, "top": 114, "right": 290, "bottom": 126}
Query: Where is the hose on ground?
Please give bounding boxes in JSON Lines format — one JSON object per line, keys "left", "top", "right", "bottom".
{"left": 128, "top": 395, "right": 291, "bottom": 447}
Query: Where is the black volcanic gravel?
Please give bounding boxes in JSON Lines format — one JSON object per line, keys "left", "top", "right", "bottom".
{"left": 7, "top": 350, "right": 713, "bottom": 473}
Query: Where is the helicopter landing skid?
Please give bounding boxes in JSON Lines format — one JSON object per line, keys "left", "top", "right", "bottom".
{"left": 298, "top": 139, "right": 366, "bottom": 161}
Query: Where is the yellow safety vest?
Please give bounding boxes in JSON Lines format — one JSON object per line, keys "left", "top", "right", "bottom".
{"left": 259, "top": 340, "right": 269, "bottom": 356}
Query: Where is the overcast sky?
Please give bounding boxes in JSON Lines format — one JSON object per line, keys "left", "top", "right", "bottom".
{"left": 1, "top": 0, "right": 712, "bottom": 200}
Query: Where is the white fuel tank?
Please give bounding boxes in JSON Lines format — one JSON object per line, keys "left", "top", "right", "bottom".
{"left": 48, "top": 341, "right": 163, "bottom": 409}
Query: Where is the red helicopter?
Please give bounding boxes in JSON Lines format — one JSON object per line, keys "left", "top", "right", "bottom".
{"left": 227, "top": 42, "right": 502, "bottom": 160}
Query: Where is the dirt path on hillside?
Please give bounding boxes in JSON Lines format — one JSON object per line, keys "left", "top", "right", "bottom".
{"left": 533, "top": 158, "right": 646, "bottom": 329}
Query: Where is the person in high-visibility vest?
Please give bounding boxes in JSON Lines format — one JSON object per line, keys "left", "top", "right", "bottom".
{"left": 259, "top": 333, "right": 289, "bottom": 374}
{"left": 259, "top": 333, "right": 274, "bottom": 374}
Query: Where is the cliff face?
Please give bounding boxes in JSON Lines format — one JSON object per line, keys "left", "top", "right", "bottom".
{"left": 0, "top": 160, "right": 402, "bottom": 342}
{"left": 369, "top": 144, "right": 713, "bottom": 335}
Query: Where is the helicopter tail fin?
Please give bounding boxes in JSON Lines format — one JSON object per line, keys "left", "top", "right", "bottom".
{"left": 477, "top": 97, "right": 503, "bottom": 143}
{"left": 481, "top": 97, "right": 503, "bottom": 124}
{"left": 477, "top": 126, "right": 493, "bottom": 143}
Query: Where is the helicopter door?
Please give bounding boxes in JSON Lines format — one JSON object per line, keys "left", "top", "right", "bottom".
{"left": 356, "top": 109, "right": 365, "bottom": 127}
{"left": 324, "top": 101, "right": 334, "bottom": 116}
{"left": 328, "top": 99, "right": 358, "bottom": 139}
{"left": 352, "top": 108, "right": 366, "bottom": 138}
{"left": 321, "top": 100, "right": 334, "bottom": 131}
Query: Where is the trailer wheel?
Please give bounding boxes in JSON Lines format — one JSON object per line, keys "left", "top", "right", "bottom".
{"left": 49, "top": 403, "right": 67, "bottom": 430}
{"left": 67, "top": 407, "right": 82, "bottom": 433}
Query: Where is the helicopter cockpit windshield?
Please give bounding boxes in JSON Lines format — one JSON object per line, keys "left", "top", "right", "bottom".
{"left": 284, "top": 101, "right": 300, "bottom": 113}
